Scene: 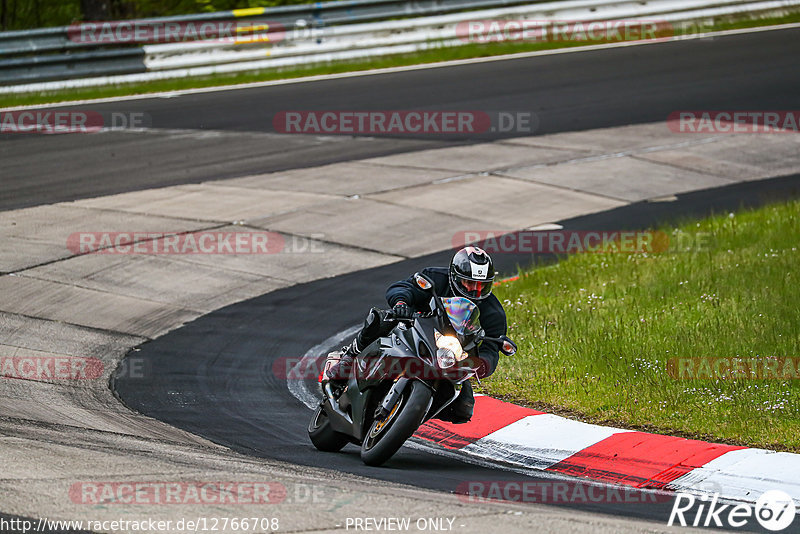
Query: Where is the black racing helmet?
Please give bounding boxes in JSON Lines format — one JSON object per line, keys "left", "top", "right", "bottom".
{"left": 449, "top": 246, "right": 495, "bottom": 301}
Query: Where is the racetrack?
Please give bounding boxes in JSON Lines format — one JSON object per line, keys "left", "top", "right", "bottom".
{"left": 112, "top": 173, "right": 800, "bottom": 532}
{"left": 2, "top": 25, "right": 800, "bottom": 533}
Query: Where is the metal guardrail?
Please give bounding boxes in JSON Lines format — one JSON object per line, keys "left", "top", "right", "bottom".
{"left": 142, "top": 0, "right": 800, "bottom": 71}
{"left": 0, "top": 0, "right": 538, "bottom": 56}
{"left": 0, "top": 0, "right": 542, "bottom": 85}
{"left": 1, "top": 0, "right": 798, "bottom": 92}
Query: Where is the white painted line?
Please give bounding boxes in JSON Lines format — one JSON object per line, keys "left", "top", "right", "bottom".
{"left": 287, "top": 325, "right": 360, "bottom": 409}
{"left": 527, "top": 223, "right": 564, "bottom": 231}
{"left": 2, "top": 22, "right": 799, "bottom": 112}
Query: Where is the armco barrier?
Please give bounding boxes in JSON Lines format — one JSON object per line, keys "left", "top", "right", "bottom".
{"left": 1, "top": 0, "right": 799, "bottom": 92}
{"left": 0, "top": 0, "right": 536, "bottom": 57}
{"left": 0, "top": 0, "right": 532, "bottom": 85}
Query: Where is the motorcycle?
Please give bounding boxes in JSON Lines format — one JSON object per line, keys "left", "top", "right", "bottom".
{"left": 307, "top": 272, "right": 517, "bottom": 466}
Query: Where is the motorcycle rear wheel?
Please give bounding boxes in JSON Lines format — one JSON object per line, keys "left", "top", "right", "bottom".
{"left": 308, "top": 404, "right": 349, "bottom": 452}
{"left": 360, "top": 381, "right": 432, "bottom": 466}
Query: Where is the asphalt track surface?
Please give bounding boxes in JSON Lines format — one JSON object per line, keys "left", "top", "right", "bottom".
{"left": 2, "top": 26, "right": 800, "bottom": 211}
{"left": 6, "top": 25, "right": 799, "bottom": 532}
{"left": 114, "top": 173, "right": 800, "bottom": 532}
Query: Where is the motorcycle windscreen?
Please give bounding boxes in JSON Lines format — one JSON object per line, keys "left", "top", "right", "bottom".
{"left": 441, "top": 297, "right": 481, "bottom": 335}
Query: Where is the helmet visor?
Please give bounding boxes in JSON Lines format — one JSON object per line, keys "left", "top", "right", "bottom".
{"left": 456, "top": 275, "right": 493, "bottom": 299}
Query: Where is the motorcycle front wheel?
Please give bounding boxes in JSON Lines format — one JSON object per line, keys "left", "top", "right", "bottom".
{"left": 360, "top": 380, "right": 432, "bottom": 466}
{"left": 308, "top": 404, "right": 350, "bottom": 452}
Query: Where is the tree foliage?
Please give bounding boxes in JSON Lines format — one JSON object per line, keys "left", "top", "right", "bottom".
{"left": 0, "top": 0, "right": 331, "bottom": 31}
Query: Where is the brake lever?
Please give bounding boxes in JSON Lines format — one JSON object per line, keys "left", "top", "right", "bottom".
{"left": 387, "top": 309, "right": 433, "bottom": 323}
{"left": 386, "top": 310, "right": 415, "bottom": 323}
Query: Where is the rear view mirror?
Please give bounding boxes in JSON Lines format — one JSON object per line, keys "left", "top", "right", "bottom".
{"left": 500, "top": 337, "right": 517, "bottom": 356}
{"left": 414, "top": 272, "right": 435, "bottom": 291}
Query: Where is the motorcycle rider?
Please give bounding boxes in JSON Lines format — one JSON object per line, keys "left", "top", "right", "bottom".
{"left": 323, "top": 246, "right": 507, "bottom": 424}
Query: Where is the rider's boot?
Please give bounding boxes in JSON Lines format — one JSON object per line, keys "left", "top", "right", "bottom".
{"left": 322, "top": 338, "right": 360, "bottom": 386}
{"left": 437, "top": 382, "right": 475, "bottom": 424}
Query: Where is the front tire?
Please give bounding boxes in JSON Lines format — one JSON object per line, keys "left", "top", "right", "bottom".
{"left": 360, "top": 381, "right": 432, "bottom": 466}
{"left": 308, "top": 405, "right": 349, "bottom": 452}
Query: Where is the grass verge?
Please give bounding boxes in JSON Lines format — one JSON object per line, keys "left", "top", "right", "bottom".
{"left": 485, "top": 199, "right": 800, "bottom": 452}
{"left": 2, "top": 11, "right": 800, "bottom": 109}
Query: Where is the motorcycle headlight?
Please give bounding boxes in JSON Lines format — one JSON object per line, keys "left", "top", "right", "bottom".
{"left": 435, "top": 333, "right": 464, "bottom": 368}
{"left": 437, "top": 348, "right": 456, "bottom": 369}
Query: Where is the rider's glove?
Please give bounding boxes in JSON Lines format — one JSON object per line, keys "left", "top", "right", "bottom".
{"left": 391, "top": 301, "right": 414, "bottom": 320}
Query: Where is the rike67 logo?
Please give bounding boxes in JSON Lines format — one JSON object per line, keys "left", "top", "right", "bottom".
{"left": 669, "top": 490, "right": 796, "bottom": 531}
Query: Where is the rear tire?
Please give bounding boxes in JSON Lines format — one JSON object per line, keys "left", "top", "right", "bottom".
{"left": 360, "top": 381, "right": 432, "bottom": 466}
{"left": 308, "top": 405, "right": 349, "bottom": 452}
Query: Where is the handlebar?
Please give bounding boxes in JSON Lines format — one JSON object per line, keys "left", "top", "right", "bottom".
{"left": 385, "top": 309, "right": 432, "bottom": 322}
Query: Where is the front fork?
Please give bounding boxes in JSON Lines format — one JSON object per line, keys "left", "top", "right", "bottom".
{"left": 375, "top": 377, "right": 410, "bottom": 419}
{"left": 375, "top": 377, "right": 455, "bottom": 422}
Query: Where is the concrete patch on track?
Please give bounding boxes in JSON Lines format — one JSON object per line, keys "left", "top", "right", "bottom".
{"left": 208, "top": 161, "right": 462, "bottom": 196}
{"left": 359, "top": 143, "right": 587, "bottom": 174}
{"left": 369, "top": 175, "right": 624, "bottom": 228}
{"left": 1, "top": 119, "right": 799, "bottom": 530}
{"left": 499, "top": 156, "right": 735, "bottom": 203}
{"left": 71, "top": 182, "right": 337, "bottom": 222}
{"left": 256, "top": 197, "right": 507, "bottom": 257}
{"left": 0, "top": 205, "right": 207, "bottom": 272}
{"left": 635, "top": 135, "right": 800, "bottom": 181}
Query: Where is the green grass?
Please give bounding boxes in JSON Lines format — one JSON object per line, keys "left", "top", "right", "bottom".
{"left": 485, "top": 199, "right": 800, "bottom": 452}
{"left": 2, "top": 10, "right": 800, "bottom": 109}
